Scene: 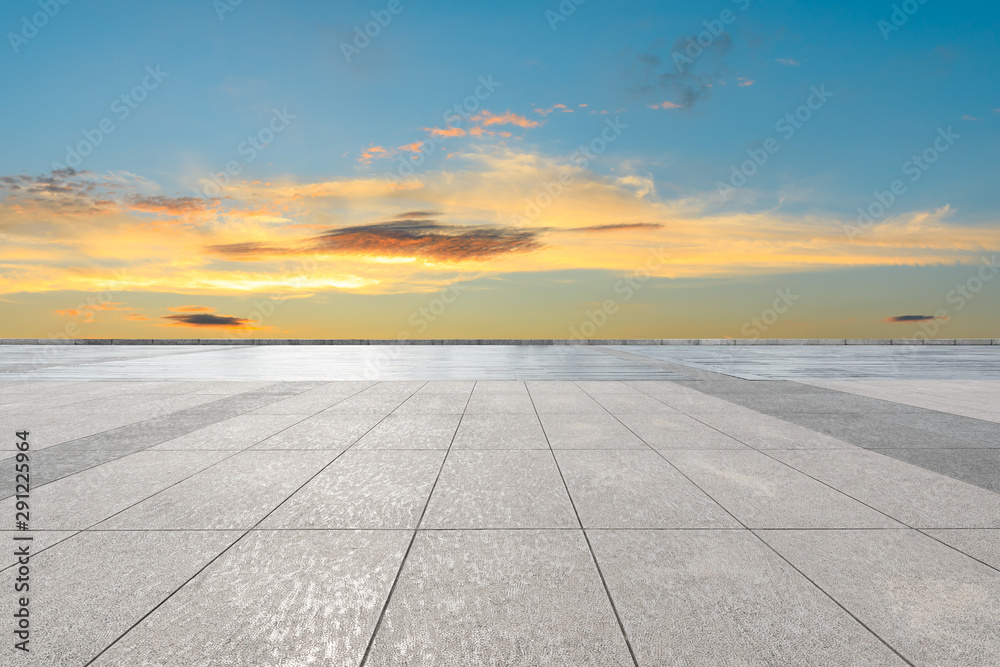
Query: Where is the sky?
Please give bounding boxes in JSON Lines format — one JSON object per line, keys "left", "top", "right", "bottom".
{"left": 1, "top": 0, "right": 998, "bottom": 340}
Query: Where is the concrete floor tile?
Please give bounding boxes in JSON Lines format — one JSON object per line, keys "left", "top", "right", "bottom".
{"left": 590, "top": 530, "right": 907, "bottom": 667}
{"left": 0, "top": 530, "right": 77, "bottom": 568}
{"left": 14, "top": 530, "right": 240, "bottom": 667}
{"left": 873, "top": 448, "right": 1000, "bottom": 494}
{"left": 778, "top": 413, "right": 975, "bottom": 449}
{"left": 923, "top": 529, "right": 1000, "bottom": 570}
{"left": 688, "top": 410, "right": 856, "bottom": 449}
{"left": 539, "top": 412, "right": 647, "bottom": 449}
{"left": 472, "top": 380, "right": 528, "bottom": 394}
{"left": 663, "top": 450, "right": 903, "bottom": 529}
{"left": 557, "top": 450, "right": 738, "bottom": 528}
{"left": 529, "top": 389, "right": 604, "bottom": 413}
{"left": 364, "top": 530, "right": 634, "bottom": 667}
{"left": 760, "top": 529, "right": 1000, "bottom": 667}
{"left": 590, "top": 393, "right": 678, "bottom": 414}
{"left": 414, "top": 380, "right": 476, "bottom": 394}
{"left": 150, "top": 414, "right": 303, "bottom": 450}
{"left": 353, "top": 414, "right": 461, "bottom": 450}
{"left": 422, "top": 451, "right": 577, "bottom": 529}
{"left": 391, "top": 393, "right": 469, "bottom": 415}
{"left": 91, "top": 530, "right": 410, "bottom": 667}
{"left": 616, "top": 412, "right": 750, "bottom": 450}
{"left": 574, "top": 380, "right": 642, "bottom": 394}
{"left": 251, "top": 413, "right": 382, "bottom": 450}
{"left": 465, "top": 392, "right": 537, "bottom": 414}
{"left": 260, "top": 450, "right": 444, "bottom": 529}
{"left": 248, "top": 383, "right": 371, "bottom": 414}
{"left": 320, "top": 390, "right": 411, "bottom": 414}
{"left": 452, "top": 413, "right": 548, "bottom": 449}
{"left": 769, "top": 448, "right": 1000, "bottom": 528}
{"left": 98, "top": 451, "right": 335, "bottom": 530}
{"left": 0, "top": 451, "right": 230, "bottom": 530}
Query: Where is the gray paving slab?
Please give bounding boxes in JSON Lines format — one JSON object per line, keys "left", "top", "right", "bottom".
{"left": 539, "top": 412, "right": 648, "bottom": 450}
{"left": 0, "top": 450, "right": 230, "bottom": 530}
{"left": 923, "top": 529, "right": 1000, "bottom": 571}
{"left": 769, "top": 448, "right": 1000, "bottom": 528}
{"left": 364, "top": 530, "right": 634, "bottom": 667}
{"left": 464, "top": 391, "right": 537, "bottom": 414}
{"left": 589, "top": 530, "right": 907, "bottom": 666}
{"left": 91, "top": 530, "right": 410, "bottom": 667}
{"left": 98, "top": 450, "right": 334, "bottom": 530}
{"left": 872, "top": 448, "right": 1000, "bottom": 494}
{"left": 589, "top": 393, "right": 678, "bottom": 414}
{"left": 260, "top": 450, "right": 444, "bottom": 529}
{"left": 615, "top": 412, "right": 750, "bottom": 450}
{"left": 352, "top": 414, "right": 461, "bottom": 450}
{"left": 422, "top": 450, "right": 578, "bottom": 529}
{"left": 760, "top": 529, "right": 1000, "bottom": 667}
{"left": 452, "top": 413, "right": 549, "bottom": 449}
{"left": 527, "top": 387, "right": 605, "bottom": 413}
{"left": 251, "top": 413, "right": 383, "bottom": 450}
{"left": 320, "top": 390, "right": 411, "bottom": 414}
{"left": 149, "top": 414, "right": 304, "bottom": 450}
{"left": 247, "top": 382, "right": 372, "bottom": 414}
{"left": 414, "top": 380, "right": 476, "bottom": 394}
{"left": 662, "top": 450, "right": 904, "bottom": 529}
{"left": 391, "top": 392, "right": 469, "bottom": 415}
{"left": 775, "top": 413, "right": 979, "bottom": 449}
{"left": 556, "top": 450, "right": 739, "bottom": 529}
{"left": 686, "top": 410, "right": 856, "bottom": 449}
{"left": 12, "top": 530, "right": 241, "bottom": 667}
{"left": 0, "top": 530, "right": 77, "bottom": 569}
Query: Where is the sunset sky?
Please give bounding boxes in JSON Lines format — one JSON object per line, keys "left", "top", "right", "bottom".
{"left": 2, "top": 0, "right": 999, "bottom": 339}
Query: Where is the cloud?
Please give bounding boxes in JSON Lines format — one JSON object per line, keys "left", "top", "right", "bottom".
{"left": 628, "top": 33, "right": 734, "bottom": 110}
{"left": 961, "top": 115, "right": 982, "bottom": 122}
{"left": 162, "top": 313, "right": 253, "bottom": 328}
{"left": 125, "top": 195, "right": 216, "bottom": 216}
{"left": 358, "top": 145, "right": 390, "bottom": 164}
{"left": 573, "top": 223, "right": 665, "bottom": 233}
{"left": 885, "top": 315, "right": 944, "bottom": 323}
{"left": 423, "top": 126, "right": 466, "bottom": 138}
{"left": 737, "top": 77, "right": 755, "bottom": 87}
{"left": 649, "top": 101, "right": 682, "bottom": 110}
{"left": 471, "top": 111, "right": 542, "bottom": 128}
{"left": 208, "top": 220, "right": 545, "bottom": 263}
{"left": 775, "top": 58, "right": 800, "bottom": 66}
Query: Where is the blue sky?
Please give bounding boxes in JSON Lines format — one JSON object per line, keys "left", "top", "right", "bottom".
{"left": 1, "top": 0, "right": 998, "bottom": 338}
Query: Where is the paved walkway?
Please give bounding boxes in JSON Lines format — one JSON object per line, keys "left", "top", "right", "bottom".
{"left": 1, "top": 346, "right": 998, "bottom": 666}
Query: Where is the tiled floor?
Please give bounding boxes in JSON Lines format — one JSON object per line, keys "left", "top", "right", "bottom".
{"left": 1, "top": 346, "right": 999, "bottom": 665}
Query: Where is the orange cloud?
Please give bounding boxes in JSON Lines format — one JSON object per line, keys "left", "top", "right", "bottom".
{"left": 423, "top": 126, "right": 467, "bottom": 138}
{"left": 359, "top": 145, "right": 389, "bottom": 164}
{"left": 649, "top": 101, "right": 682, "bottom": 109}
{"left": 471, "top": 111, "right": 541, "bottom": 128}
{"left": 738, "top": 78, "right": 755, "bottom": 87}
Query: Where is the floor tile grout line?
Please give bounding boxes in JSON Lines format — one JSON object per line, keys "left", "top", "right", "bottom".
{"left": 0, "top": 382, "right": 325, "bottom": 500}
{"left": 82, "top": 386, "right": 408, "bottom": 664}
{"left": 357, "top": 380, "right": 465, "bottom": 667}
{"left": 526, "top": 382, "right": 641, "bottom": 667}
{"left": 598, "top": 386, "right": 921, "bottom": 667}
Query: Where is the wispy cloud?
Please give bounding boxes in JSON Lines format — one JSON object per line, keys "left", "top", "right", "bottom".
{"left": 775, "top": 58, "right": 800, "bottom": 66}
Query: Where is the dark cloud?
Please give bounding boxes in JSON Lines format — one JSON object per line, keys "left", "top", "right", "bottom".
{"left": 208, "top": 221, "right": 544, "bottom": 262}
{"left": 627, "top": 30, "right": 734, "bottom": 109}
{"left": 162, "top": 313, "right": 251, "bottom": 327}
{"left": 573, "top": 223, "right": 664, "bottom": 233}
{"left": 885, "top": 315, "right": 940, "bottom": 323}
{"left": 126, "top": 194, "right": 215, "bottom": 215}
